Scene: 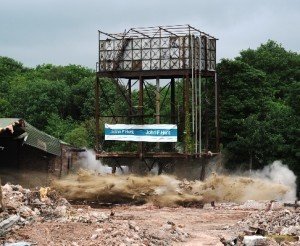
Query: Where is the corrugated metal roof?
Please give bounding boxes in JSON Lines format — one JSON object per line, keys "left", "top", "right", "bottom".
{"left": 0, "top": 118, "right": 61, "bottom": 156}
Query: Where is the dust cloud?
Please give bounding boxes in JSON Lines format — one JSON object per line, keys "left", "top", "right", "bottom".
{"left": 53, "top": 161, "right": 295, "bottom": 207}
{"left": 78, "top": 150, "right": 111, "bottom": 174}
{"left": 251, "top": 160, "right": 297, "bottom": 200}
{"left": 78, "top": 150, "right": 128, "bottom": 174}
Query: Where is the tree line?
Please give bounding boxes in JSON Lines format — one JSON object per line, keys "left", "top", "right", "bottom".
{"left": 0, "top": 40, "right": 299, "bottom": 175}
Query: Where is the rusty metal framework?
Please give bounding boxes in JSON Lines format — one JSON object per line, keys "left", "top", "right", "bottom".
{"left": 95, "top": 25, "right": 220, "bottom": 161}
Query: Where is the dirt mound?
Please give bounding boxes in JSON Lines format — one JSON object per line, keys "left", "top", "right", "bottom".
{"left": 52, "top": 170, "right": 290, "bottom": 207}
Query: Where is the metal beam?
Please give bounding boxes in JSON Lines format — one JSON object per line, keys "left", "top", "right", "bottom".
{"left": 98, "top": 30, "right": 120, "bottom": 40}
{"left": 128, "top": 79, "right": 132, "bottom": 124}
{"left": 95, "top": 77, "right": 100, "bottom": 152}
{"left": 138, "top": 76, "right": 144, "bottom": 158}
{"left": 170, "top": 78, "right": 175, "bottom": 124}
{"left": 159, "top": 26, "right": 178, "bottom": 37}
{"left": 131, "top": 28, "right": 151, "bottom": 38}
{"left": 205, "top": 78, "right": 209, "bottom": 152}
{"left": 215, "top": 72, "right": 220, "bottom": 152}
{"left": 96, "top": 69, "right": 215, "bottom": 80}
{"left": 155, "top": 77, "right": 160, "bottom": 125}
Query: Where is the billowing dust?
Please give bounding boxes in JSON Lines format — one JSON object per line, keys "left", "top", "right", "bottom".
{"left": 52, "top": 169, "right": 291, "bottom": 207}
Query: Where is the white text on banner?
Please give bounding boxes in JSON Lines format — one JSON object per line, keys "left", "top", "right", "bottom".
{"left": 104, "top": 124, "right": 178, "bottom": 142}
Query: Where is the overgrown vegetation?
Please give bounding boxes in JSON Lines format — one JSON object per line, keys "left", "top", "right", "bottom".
{"left": 0, "top": 40, "right": 299, "bottom": 174}
{"left": 218, "top": 40, "right": 299, "bottom": 173}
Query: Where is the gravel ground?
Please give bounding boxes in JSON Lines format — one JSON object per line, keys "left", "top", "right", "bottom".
{"left": 2, "top": 184, "right": 299, "bottom": 245}
{"left": 3, "top": 204, "right": 250, "bottom": 246}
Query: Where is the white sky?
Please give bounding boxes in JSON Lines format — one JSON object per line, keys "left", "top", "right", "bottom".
{"left": 0, "top": 0, "right": 299, "bottom": 69}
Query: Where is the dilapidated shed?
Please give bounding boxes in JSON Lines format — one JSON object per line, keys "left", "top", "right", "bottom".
{"left": 0, "top": 118, "right": 84, "bottom": 187}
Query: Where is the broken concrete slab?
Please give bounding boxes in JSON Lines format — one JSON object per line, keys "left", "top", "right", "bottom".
{"left": 0, "top": 215, "right": 20, "bottom": 231}
{"left": 4, "top": 242, "right": 32, "bottom": 246}
{"left": 243, "top": 235, "right": 267, "bottom": 246}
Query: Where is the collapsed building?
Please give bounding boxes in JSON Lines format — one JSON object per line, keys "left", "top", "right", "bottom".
{"left": 0, "top": 118, "right": 84, "bottom": 187}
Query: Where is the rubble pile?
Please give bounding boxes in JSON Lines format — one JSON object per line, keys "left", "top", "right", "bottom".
{"left": 7, "top": 216, "right": 189, "bottom": 246}
{"left": 0, "top": 184, "right": 71, "bottom": 237}
{"left": 236, "top": 208, "right": 300, "bottom": 236}
{"left": 77, "top": 220, "right": 190, "bottom": 246}
{"left": 221, "top": 208, "right": 300, "bottom": 245}
{"left": 0, "top": 183, "right": 190, "bottom": 245}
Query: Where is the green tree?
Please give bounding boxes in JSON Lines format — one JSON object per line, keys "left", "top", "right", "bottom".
{"left": 45, "top": 114, "right": 76, "bottom": 140}
{"left": 35, "top": 64, "right": 92, "bottom": 85}
{"left": 218, "top": 59, "right": 267, "bottom": 163}
{"left": 64, "top": 126, "right": 88, "bottom": 148}
{"left": 238, "top": 40, "right": 300, "bottom": 100}
{"left": 0, "top": 56, "right": 25, "bottom": 80}
{"left": 0, "top": 98, "right": 12, "bottom": 118}
{"left": 8, "top": 78, "right": 70, "bottom": 130}
{"left": 69, "top": 77, "right": 95, "bottom": 120}
{"left": 219, "top": 41, "right": 299, "bottom": 172}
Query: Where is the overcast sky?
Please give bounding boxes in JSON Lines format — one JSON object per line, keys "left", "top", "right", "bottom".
{"left": 0, "top": 0, "right": 299, "bottom": 69}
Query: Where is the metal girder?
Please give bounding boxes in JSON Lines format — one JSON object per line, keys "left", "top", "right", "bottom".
{"left": 97, "top": 70, "right": 215, "bottom": 80}
{"left": 95, "top": 151, "right": 219, "bottom": 159}
{"left": 100, "top": 24, "right": 217, "bottom": 40}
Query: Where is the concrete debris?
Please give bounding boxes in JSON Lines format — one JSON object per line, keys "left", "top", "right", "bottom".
{"left": 242, "top": 235, "right": 267, "bottom": 246}
{"left": 235, "top": 208, "right": 300, "bottom": 236}
{"left": 0, "top": 183, "right": 74, "bottom": 241}
{"left": 217, "top": 200, "right": 284, "bottom": 211}
{"left": 4, "top": 242, "right": 32, "bottom": 246}
{"left": 0, "top": 183, "right": 190, "bottom": 245}
{"left": 90, "top": 234, "right": 98, "bottom": 240}
{"left": 3, "top": 181, "right": 298, "bottom": 245}
{"left": 220, "top": 236, "right": 239, "bottom": 245}
{"left": 221, "top": 234, "right": 279, "bottom": 246}
{"left": 221, "top": 206, "right": 300, "bottom": 245}
{"left": 0, "top": 215, "right": 20, "bottom": 234}
{"left": 128, "top": 220, "right": 139, "bottom": 232}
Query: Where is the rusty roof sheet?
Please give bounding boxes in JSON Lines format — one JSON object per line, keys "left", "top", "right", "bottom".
{"left": 0, "top": 118, "right": 61, "bottom": 156}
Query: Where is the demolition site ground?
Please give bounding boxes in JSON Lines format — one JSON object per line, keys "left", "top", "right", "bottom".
{"left": 6, "top": 204, "right": 249, "bottom": 246}
{"left": 1, "top": 168, "right": 300, "bottom": 246}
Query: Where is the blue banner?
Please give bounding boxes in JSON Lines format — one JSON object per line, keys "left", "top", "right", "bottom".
{"left": 104, "top": 124, "right": 178, "bottom": 142}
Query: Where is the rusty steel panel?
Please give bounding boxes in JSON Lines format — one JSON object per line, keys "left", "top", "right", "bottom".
{"left": 99, "top": 37, "right": 193, "bottom": 71}
{"left": 98, "top": 25, "right": 217, "bottom": 73}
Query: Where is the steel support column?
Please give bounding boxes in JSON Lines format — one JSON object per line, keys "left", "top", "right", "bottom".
{"left": 138, "top": 76, "right": 144, "bottom": 158}
{"left": 95, "top": 77, "right": 100, "bottom": 151}
{"left": 184, "top": 73, "right": 191, "bottom": 153}
{"left": 205, "top": 78, "right": 209, "bottom": 152}
{"left": 156, "top": 77, "right": 160, "bottom": 149}
{"left": 128, "top": 79, "right": 132, "bottom": 124}
{"left": 155, "top": 77, "right": 160, "bottom": 124}
{"left": 170, "top": 78, "right": 176, "bottom": 151}
{"left": 215, "top": 73, "right": 220, "bottom": 152}
{"left": 170, "top": 78, "right": 175, "bottom": 124}
{"left": 199, "top": 71, "right": 202, "bottom": 155}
